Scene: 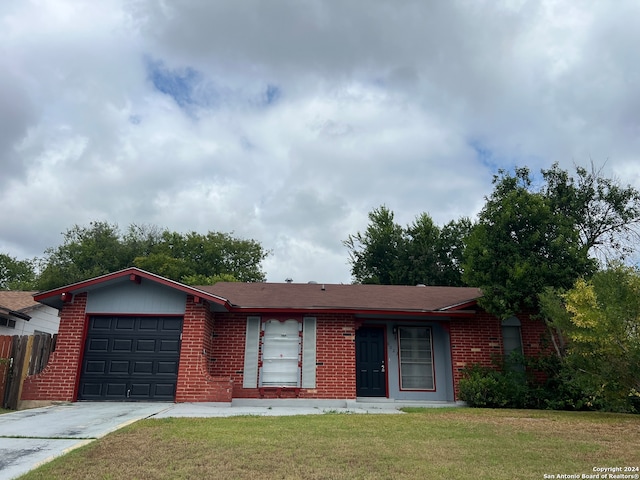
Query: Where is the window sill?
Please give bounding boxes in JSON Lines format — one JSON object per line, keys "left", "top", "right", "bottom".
{"left": 258, "top": 387, "right": 301, "bottom": 398}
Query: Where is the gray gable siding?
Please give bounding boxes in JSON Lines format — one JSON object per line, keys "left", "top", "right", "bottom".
{"left": 85, "top": 281, "right": 187, "bottom": 315}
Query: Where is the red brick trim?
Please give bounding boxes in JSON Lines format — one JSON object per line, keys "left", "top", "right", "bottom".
{"left": 21, "top": 293, "right": 88, "bottom": 402}
{"left": 174, "top": 297, "right": 233, "bottom": 402}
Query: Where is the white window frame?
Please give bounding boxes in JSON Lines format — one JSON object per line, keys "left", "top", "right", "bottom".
{"left": 398, "top": 326, "right": 435, "bottom": 391}
{"left": 243, "top": 316, "right": 317, "bottom": 389}
{"left": 0, "top": 317, "right": 16, "bottom": 328}
{"left": 259, "top": 318, "right": 302, "bottom": 387}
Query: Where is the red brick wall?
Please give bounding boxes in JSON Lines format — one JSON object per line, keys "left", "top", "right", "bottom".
{"left": 174, "top": 297, "right": 232, "bottom": 402}
{"left": 21, "top": 293, "right": 88, "bottom": 402}
{"left": 518, "top": 312, "right": 552, "bottom": 384}
{"left": 449, "top": 310, "right": 550, "bottom": 400}
{"left": 519, "top": 314, "right": 548, "bottom": 358}
{"left": 208, "top": 312, "right": 247, "bottom": 394}
{"left": 315, "top": 314, "right": 356, "bottom": 398}
{"left": 210, "top": 313, "right": 357, "bottom": 399}
{"left": 449, "top": 311, "right": 502, "bottom": 399}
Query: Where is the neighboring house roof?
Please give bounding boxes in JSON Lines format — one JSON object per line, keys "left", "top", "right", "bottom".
{"left": 0, "top": 291, "right": 39, "bottom": 320}
{"left": 200, "top": 282, "right": 482, "bottom": 313}
{"left": 33, "top": 267, "right": 483, "bottom": 317}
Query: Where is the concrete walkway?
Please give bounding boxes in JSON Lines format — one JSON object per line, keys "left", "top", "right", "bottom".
{"left": 0, "top": 400, "right": 453, "bottom": 479}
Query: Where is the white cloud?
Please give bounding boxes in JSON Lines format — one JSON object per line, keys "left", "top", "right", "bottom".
{"left": 1, "top": 0, "right": 639, "bottom": 284}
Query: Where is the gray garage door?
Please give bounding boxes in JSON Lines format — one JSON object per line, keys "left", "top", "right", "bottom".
{"left": 78, "top": 316, "right": 182, "bottom": 401}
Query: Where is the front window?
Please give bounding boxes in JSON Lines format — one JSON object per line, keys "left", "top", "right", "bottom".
{"left": 0, "top": 317, "right": 16, "bottom": 328}
{"left": 260, "top": 319, "right": 301, "bottom": 387}
{"left": 398, "top": 327, "right": 434, "bottom": 390}
{"left": 502, "top": 316, "right": 523, "bottom": 370}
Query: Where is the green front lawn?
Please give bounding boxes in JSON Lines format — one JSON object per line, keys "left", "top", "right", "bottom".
{"left": 21, "top": 408, "right": 640, "bottom": 480}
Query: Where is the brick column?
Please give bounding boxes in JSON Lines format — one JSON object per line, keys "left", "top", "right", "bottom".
{"left": 21, "top": 293, "right": 88, "bottom": 405}
{"left": 175, "top": 297, "right": 233, "bottom": 402}
{"left": 315, "top": 315, "right": 357, "bottom": 399}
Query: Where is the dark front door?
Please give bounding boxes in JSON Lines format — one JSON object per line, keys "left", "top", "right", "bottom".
{"left": 356, "top": 326, "right": 387, "bottom": 397}
{"left": 78, "top": 316, "right": 182, "bottom": 401}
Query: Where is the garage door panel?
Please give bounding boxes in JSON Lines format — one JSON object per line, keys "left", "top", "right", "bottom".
{"left": 130, "top": 383, "right": 151, "bottom": 397}
{"left": 132, "top": 361, "right": 153, "bottom": 374}
{"left": 139, "top": 318, "right": 159, "bottom": 330}
{"left": 153, "top": 383, "right": 176, "bottom": 397}
{"left": 105, "top": 382, "right": 128, "bottom": 397}
{"left": 115, "top": 317, "right": 135, "bottom": 330}
{"left": 163, "top": 318, "right": 182, "bottom": 329}
{"left": 109, "top": 360, "right": 130, "bottom": 374}
{"left": 79, "top": 316, "right": 182, "bottom": 401}
{"left": 80, "top": 383, "right": 103, "bottom": 398}
{"left": 86, "top": 360, "right": 106, "bottom": 373}
{"left": 87, "top": 338, "right": 109, "bottom": 353}
{"left": 157, "top": 361, "right": 178, "bottom": 374}
{"left": 159, "top": 339, "right": 180, "bottom": 352}
{"left": 113, "top": 338, "right": 133, "bottom": 352}
{"left": 91, "top": 317, "right": 112, "bottom": 330}
{"left": 135, "top": 339, "right": 156, "bottom": 352}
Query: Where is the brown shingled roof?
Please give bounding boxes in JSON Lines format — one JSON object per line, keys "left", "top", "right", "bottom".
{"left": 199, "top": 282, "right": 482, "bottom": 312}
{"left": 0, "top": 291, "right": 39, "bottom": 312}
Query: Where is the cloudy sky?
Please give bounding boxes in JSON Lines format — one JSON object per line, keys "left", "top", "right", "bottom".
{"left": 1, "top": 0, "right": 639, "bottom": 284}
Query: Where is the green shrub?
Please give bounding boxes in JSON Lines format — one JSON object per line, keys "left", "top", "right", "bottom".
{"left": 458, "top": 364, "right": 529, "bottom": 408}
{"left": 458, "top": 352, "right": 639, "bottom": 413}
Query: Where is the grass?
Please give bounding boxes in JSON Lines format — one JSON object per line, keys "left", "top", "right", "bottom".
{"left": 0, "top": 407, "right": 12, "bottom": 415}
{"left": 20, "top": 408, "right": 640, "bottom": 480}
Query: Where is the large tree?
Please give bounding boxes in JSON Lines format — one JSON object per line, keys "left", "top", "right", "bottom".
{"left": 403, "top": 215, "right": 473, "bottom": 286}
{"left": 344, "top": 206, "right": 471, "bottom": 286}
{"left": 463, "top": 163, "right": 640, "bottom": 319}
{"left": 542, "top": 162, "right": 640, "bottom": 261}
{"left": 133, "top": 230, "right": 268, "bottom": 283}
{"left": 37, "top": 222, "right": 127, "bottom": 290}
{"left": 433, "top": 217, "right": 474, "bottom": 286}
{"left": 463, "top": 167, "right": 596, "bottom": 318}
{"left": 344, "top": 206, "right": 405, "bottom": 284}
{"left": 36, "top": 222, "right": 268, "bottom": 290}
{"left": 0, "top": 253, "right": 37, "bottom": 290}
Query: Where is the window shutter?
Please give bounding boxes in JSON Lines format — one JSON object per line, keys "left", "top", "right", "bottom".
{"left": 301, "top": 317, "right": 317, "bottom": 388}
{"left": 243, "top": 316, "right": 261, "bottom": 388}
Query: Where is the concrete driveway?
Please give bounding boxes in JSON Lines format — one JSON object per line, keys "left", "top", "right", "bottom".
{"left": 0, "top": 402, "right": 172, "bottom": 480}
{"left": 0, "top": 400, "right": 410, "bottom": 479}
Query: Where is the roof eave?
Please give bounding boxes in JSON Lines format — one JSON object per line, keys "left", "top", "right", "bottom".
{"left": 224, "top": 305, "right": 477, "bottom": 317}
{"left": 33, "top": 267, "right": 233, "bottom": 311}
{"left": 0, "top": 307, "right": 31, "bottom": 321}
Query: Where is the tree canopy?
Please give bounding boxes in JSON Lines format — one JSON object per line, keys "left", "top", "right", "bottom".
{"left": 344, "top": 206, "right": 471, "bottom": 286}
{"left": 343, "top": 163, "right": 640, "bottom": 320}
{"left": 344, "top": 206, "right": 405, "bottom": 285}
{"left": 542, "top": 162, "right": 640, "bottom": 260}
{"left": 462, "top": 163, "right": 640, "bottom": 318}
{"left": 0, "top": 253, "right": 37, "bottom": 290}
{"left": 540, "top": 265, "right": 640, "bottom": 412}
{"left": 26, "top": 222, "right": 269, "bottom": 290}
{"left": 462, "top": 167, "right": 596, "bottom": 318}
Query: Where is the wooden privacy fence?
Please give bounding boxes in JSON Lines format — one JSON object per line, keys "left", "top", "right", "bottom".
{"left": 0, "top": 334, "right": 57, "bottom": 410}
